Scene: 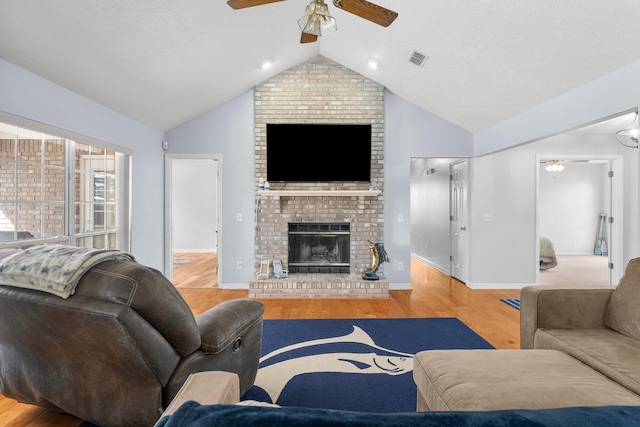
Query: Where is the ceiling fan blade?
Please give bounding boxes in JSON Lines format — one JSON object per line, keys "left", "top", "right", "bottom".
{"left": 227, "top": 0, "right": 285, "bottom": 10}
{"left": 332, "top": 0, "right": 398, "bottom": 27}
{"left": 300, "top": 32, "right": 318, "bottom": 43}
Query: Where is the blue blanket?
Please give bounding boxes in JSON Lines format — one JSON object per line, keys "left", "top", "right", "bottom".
{"left": 155, "top": 402, "right": 640, "bottom": 427}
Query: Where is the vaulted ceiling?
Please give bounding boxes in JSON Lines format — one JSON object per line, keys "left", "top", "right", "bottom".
{"left": 1, "top": 1, "right": 638, "bottom": 133}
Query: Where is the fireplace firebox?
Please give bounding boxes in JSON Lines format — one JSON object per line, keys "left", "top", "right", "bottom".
{"left": 288, "top": 223, "right": 350, "bottom": 273}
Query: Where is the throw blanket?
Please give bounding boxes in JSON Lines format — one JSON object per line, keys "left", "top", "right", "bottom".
{"left": 540, "top": 236, "right": 558, "bottom": 270}
{"left": 155, "top": 402, "right": 640, "bottom": 427}
{"left": 0, "top": 245, "right": 134, "bottom": 298}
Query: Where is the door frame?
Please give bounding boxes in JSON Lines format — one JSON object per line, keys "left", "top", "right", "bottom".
{"left": 164, "top": 153, "right": 222, "bottom": 284}
{"left": 535, "top": 154, "right": 623, "bottom": 285}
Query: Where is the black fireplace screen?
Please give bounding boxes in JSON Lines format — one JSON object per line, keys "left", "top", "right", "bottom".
{"left": 288, "top": 223, "right": 350, "bottom": 273}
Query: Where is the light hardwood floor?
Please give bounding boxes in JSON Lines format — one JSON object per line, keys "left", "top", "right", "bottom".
{"left": 0, "top": 257, "right": 521, "bottom": 427}
{"left": 172, "top": 252, "right": 218, "bottom": 289}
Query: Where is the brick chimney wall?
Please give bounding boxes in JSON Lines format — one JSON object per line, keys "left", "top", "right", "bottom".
{"left": 253, "top": 56, "right": 385, "bottom": 291}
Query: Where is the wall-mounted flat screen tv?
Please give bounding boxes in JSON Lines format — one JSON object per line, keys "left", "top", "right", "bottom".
{"left": 266, "top": 123, "right": 372, "bottom": 182}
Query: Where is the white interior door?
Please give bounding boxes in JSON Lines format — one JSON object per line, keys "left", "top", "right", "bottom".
{"left": 450, "top": 160, "right": 468, "bottom": 282}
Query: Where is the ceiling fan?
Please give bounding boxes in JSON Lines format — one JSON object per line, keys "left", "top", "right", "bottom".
{"left": 227, "top": 0, "right": 399, "bottom": 44}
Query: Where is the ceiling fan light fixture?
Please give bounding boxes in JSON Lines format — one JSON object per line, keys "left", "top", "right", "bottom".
{"left": 298, "top": 0, "right": 337, "bottom": 36}
{"left": 616, "top": 112, "right": 639, "bottom": 149}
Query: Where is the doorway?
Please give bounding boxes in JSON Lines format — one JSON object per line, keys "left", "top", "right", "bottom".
{"left": 164, "top": 154, "right": 221, "bottom": 288}
{"left": 536, "top": 155, "right": 623, "bottom": 286}
{"left": 410, "top": 157, "right": 466, "bottom": 279}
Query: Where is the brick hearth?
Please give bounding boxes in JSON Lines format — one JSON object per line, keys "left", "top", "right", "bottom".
{"left": 249, "top": 273, "right": 389, "bottom": 298}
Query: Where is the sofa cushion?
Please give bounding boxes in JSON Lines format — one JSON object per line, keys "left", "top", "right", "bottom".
{"left": 413, "top": 349, "right": 640, "bottom": 412}
{"left": 534, "top": 328, "right": 640, "bottom": 396}
{"left": 605, "top": 257, "right": 640, "bottom": 341}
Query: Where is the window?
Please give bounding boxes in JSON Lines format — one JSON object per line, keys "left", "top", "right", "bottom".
{"left": 74, "top": 143, "right": 118, "bottom": 249}
{"left": 0, "top": 120, "right": 130, "bottom": 251}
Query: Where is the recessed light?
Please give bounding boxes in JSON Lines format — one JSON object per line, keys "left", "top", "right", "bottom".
{"left": 368, "top": 60, "right": 379, "bottom": 69}
{"left": 260, "top": 61, "right": 272, "bottom": 70}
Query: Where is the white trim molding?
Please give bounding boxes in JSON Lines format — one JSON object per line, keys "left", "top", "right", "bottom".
{"left": 465, "top": 281, "right": 530, "bottom": 290}
{"left": 220, "top": 283, "right": 250, "bottom": 290}
{"left": 389, "top": 282, "right": 412, "bottom": 290}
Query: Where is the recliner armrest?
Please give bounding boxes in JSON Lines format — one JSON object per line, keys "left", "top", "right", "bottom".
{"left": 520, "top": 285, "right": 614, "bottom": 349}
{"left": 161, "top": 371, "right": 239, "bottom": 418}
{"left": 196, "top": 299, "right": 264, "bottom": 354}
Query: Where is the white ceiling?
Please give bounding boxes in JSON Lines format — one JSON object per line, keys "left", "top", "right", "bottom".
{"left": 1, "top": 0, "right": 639, "bottom": 133}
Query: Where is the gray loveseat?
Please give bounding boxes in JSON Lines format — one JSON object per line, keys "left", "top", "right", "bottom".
{"left": 0, "top": 247, "right": 264, "bottom": 427}
{"left": 521, "top": 257, "right": 640, "bottom": 398}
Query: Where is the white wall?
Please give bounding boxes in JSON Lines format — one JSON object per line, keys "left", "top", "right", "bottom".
{"left": 539, "top": 162, "right": 608, "bottom": 255}
{"left": 172, "top": 159, "right": 218, "bottom": 252}
{"left": 0, "top": 58, "right": 166, "bottom": 269}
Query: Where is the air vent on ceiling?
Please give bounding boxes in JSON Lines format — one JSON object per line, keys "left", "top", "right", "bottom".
{"left": 408, "top": 50, "right": 429, "bottom": 67}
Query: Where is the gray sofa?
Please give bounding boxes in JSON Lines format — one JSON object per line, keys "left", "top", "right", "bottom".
{"left": 411, "top": 257, "right": 640, "bottom": 413}
{"left": 521, "top": 256, "right": 640, "bottom": 398}
{"left": 0, "top": 247, "right": 265, "bottom": 427}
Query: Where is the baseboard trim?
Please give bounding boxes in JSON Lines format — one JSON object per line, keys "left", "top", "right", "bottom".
{"left": 465, "top": 281, "right": 529, "bottom": 290}
{"left": 389, "top": 282, "right": 412, "bottom": 290}
{"left": 220, "top": 283, "right": 249, "bottom": 290}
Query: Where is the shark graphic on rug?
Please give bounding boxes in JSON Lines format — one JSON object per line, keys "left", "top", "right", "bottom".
{"left": 253, "top": 325, "right": 413, "bottom": 403}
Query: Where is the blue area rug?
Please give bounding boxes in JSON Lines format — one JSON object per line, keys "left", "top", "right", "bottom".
{"left": 501, "top": 298, "right": 521, "bottom": 310}
{"left": 241, "top": 318, "right": 493, "bottom": 413}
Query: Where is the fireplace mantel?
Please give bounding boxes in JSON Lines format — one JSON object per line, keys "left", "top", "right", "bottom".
{"left": 257, "top": 189, "right": 381, "bottom": 198}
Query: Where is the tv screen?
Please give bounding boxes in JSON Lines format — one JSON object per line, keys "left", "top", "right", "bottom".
{"left": 266, "top": 124, "right": 371, "bottom": 182}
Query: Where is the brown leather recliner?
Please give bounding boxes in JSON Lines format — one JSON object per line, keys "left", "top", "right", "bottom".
{"left": 0, "top": 258, "right": 264, "bottom": 427}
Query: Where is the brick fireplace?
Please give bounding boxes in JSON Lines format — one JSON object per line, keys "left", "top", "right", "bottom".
{"left": 288, "top": 223, "right": 351, "bottom": 273}
{"left": 249, "top": 56, "right": 388, "bottom": 298}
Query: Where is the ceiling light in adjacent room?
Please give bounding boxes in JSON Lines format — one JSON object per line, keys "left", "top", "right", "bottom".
{"left": 545, "top": 161, "right": 564, "bottom": 172}
{"left": 616, "top": 112, "right": 639, "bottom": 148}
